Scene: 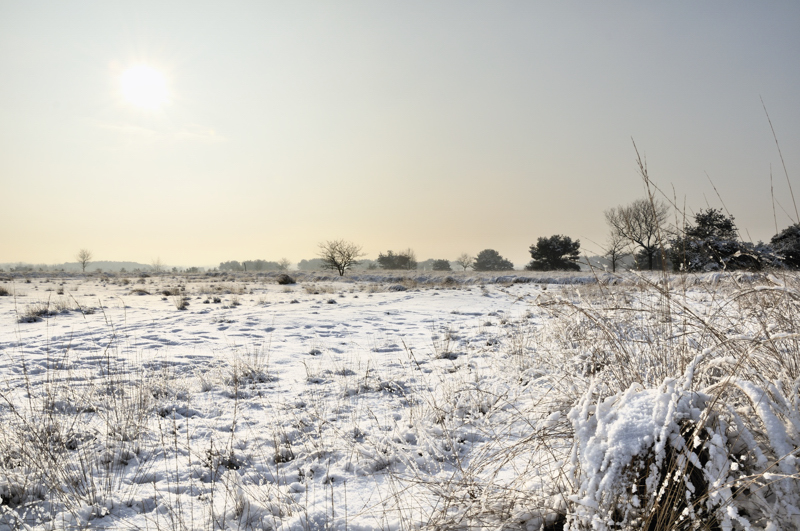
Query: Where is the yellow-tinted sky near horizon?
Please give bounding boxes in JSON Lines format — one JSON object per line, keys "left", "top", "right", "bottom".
{"left": 1, "top": 2, "right": 799, "bottom": 268}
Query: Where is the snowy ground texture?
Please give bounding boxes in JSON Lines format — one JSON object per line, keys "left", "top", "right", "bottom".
{"left": 1, "top": 269, "right": 799, "bottom": 530}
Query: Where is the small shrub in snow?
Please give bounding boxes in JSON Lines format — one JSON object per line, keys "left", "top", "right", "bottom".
{"left": 276, "top": 274, "right": 295, "bottom": 285}
{"left": 567, "top": 377, "right": 719, "bottom": 529}
{"left": 225, "top": 347, "right": 274, "bottom": 387}
{"left": 18, "top": 302, "right": 56, "bottom": 322}
{"left": 173, "top": 295, "right": 189, "bottom": 310}
{"left": 558, "top": 277, "right": 800, "bottom": 530}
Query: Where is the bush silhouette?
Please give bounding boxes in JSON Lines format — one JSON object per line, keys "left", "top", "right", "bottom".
{"left": 526, "top": 235, "right": 581, "bottom": 271}
{"left": 472, "top": 249, "right": 513, "bottom": 271}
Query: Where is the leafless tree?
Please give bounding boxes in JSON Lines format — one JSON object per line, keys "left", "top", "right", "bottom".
{"left": 318, "top": 240, "right": 364, "bottom": 276}
{"left": 605, "top": 198, "right": 669, "bottom": 270}
{"left": 151, "top": 257, "right": 164, "bottom": 273}
{"left": 455, "top": 253, "right": 474, "bottom": 271}
{"left": 278, "top": 258, "right": 292, "bottom": 271}
{"left": 76, "top": 249, "right": 92, "bottom": 273}
{"left": 603, "top": 230, "right": 630, "bottom": 273}
{"left": 401, "top": 248, "right": 417, "bottom": 270}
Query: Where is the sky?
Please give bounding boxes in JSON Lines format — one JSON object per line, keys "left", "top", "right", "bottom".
{"left": 1, "top": 1, "right": 799, "bottom": 269}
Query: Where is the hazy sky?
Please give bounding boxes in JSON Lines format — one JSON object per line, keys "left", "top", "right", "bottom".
{"left": 2, "top": 2, "right": 799, "bottom": 269}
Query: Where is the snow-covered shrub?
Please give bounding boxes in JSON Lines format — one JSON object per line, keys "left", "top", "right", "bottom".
{"left": 226, "top": 345, "right": 274, "bottom": 387}
{"left": 172, "top": 294, "right": 189, "bottom": 310}
{"left": 276, "top": 273, "right": 295, "bottom": 285}
{"left": 567, "top": 367, "right": 724, "bottom": 530}
{"left": 669, "top": 209, "right": 774, "bottom": 272}
{"left": 566, "top": 362, "right": 800, "bottom": 530}
{"left": 17, "top": 301, "right": 56, "bottom": 322}
{"left": 562, "top": 273, "right": 800, "bottom": 530}
{"left": 771, "top": 223, "right": 800, "bottom": 268}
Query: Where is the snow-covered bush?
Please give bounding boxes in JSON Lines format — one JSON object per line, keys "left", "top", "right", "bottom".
{"left": 566, "top": 364, "right": 800, "bottom": 529}
{"left": 670, "top": 209, "right": 774, "bottom": 272}
{"left": 771, "top": 223, "right": 800, "bottom": 268}
{"left": 560, "top": 273, "right": 800, "bottom": 530}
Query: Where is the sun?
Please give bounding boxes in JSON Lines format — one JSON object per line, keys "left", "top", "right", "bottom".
{"left": 120, "top": 65, "right": 169, "bottom": 110}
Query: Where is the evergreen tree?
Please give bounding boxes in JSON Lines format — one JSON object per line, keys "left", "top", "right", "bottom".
{"left": 377, "top": 250, "right": 417, "bottom": 270}
{"left": 526, "top": 235, "right": 581, "bottom": 271}
{"left": 431, "top": 259, "right": 452, "bottom": 271}
{"left": 771, "top": 223, "right": 800, "bottom": 269}
{"left": 670, "top": 209, "right": 761, "bottom": 271}
{"left": 472, "top": 249, "right": 514, "bottom": 271}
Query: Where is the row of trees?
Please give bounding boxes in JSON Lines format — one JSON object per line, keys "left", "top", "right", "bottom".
{"left": 601, "top": 197, "right": 800, "bottom": 272}
{"left": 73, "top": 250, "right": 169, "bottom": 273}
{"left": 74, "top": 199, "right": 800, "bottom": 277}
{"left": 218, "top": 259, "right": 292, "bottom": 272}
{"left": 372, "top": 237, "right": 585, "bottom": 273}
{"left": 602, "top": 200, "right": 783, "bottom": 272}
{"left": 315, "top": 239, "right": 585, "bottom": 276}
{"left": 319, "top": 198, "right": 800, "bottom": 276}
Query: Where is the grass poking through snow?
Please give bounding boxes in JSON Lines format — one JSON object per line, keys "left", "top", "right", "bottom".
{"left": 0, "top": 270, "right": 798, "bottom": 529}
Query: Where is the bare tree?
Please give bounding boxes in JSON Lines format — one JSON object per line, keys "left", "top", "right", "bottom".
{"left": 603, "top": 230, "right": 630, "bottom": 273}
{"left": 605, "top": 198, "right": 669, "bottom": 270}
{"left": 455, "top": 253, "right": 474, "bottom": 271}
{"left": 401, "top": 248, "right": 417, "bottom": 270}
{"left": 76, "top": 249, "right": 92, "bottom": 273}
{"left": 318, "top": 240, "right": 364, "bottom": 276}
{"left": 151, "top": 257, "right": 164, "bottom": 273}
{"left": 278, "top": 258, "right": 292, "bottom": 271}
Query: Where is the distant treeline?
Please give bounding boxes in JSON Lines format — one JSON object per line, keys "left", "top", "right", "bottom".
{"left": 0, "top": 261, "right": 156, "bottom": 273}
{"left": 219, "top": 260, "right": 283, "bottom": 272}
{"left": 296, "top": 258, "right": 452, "bottom": 271}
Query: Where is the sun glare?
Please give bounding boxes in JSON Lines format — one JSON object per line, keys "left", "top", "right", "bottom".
{"left": 120, "top": 65, "right": 169, "bottom": 110}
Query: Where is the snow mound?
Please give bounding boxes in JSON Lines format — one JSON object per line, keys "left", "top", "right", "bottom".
{"left": 566, "top": 358, "right": 800, "bottom": 530}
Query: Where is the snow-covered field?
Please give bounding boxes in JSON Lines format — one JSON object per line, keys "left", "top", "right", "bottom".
{"left": 1, "top": 270, "right": 799, "bottom": 530}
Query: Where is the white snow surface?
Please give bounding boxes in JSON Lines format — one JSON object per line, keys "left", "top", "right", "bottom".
{"left": 0, "top": 272, "right": 567, "bottom": 530}
{"left": 1, "top": 270, "right": 799, "bottom": 530}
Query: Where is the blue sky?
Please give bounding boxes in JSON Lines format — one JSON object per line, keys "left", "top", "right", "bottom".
{"left": 2, "top": 2, "right": 799, "bottom": 268}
